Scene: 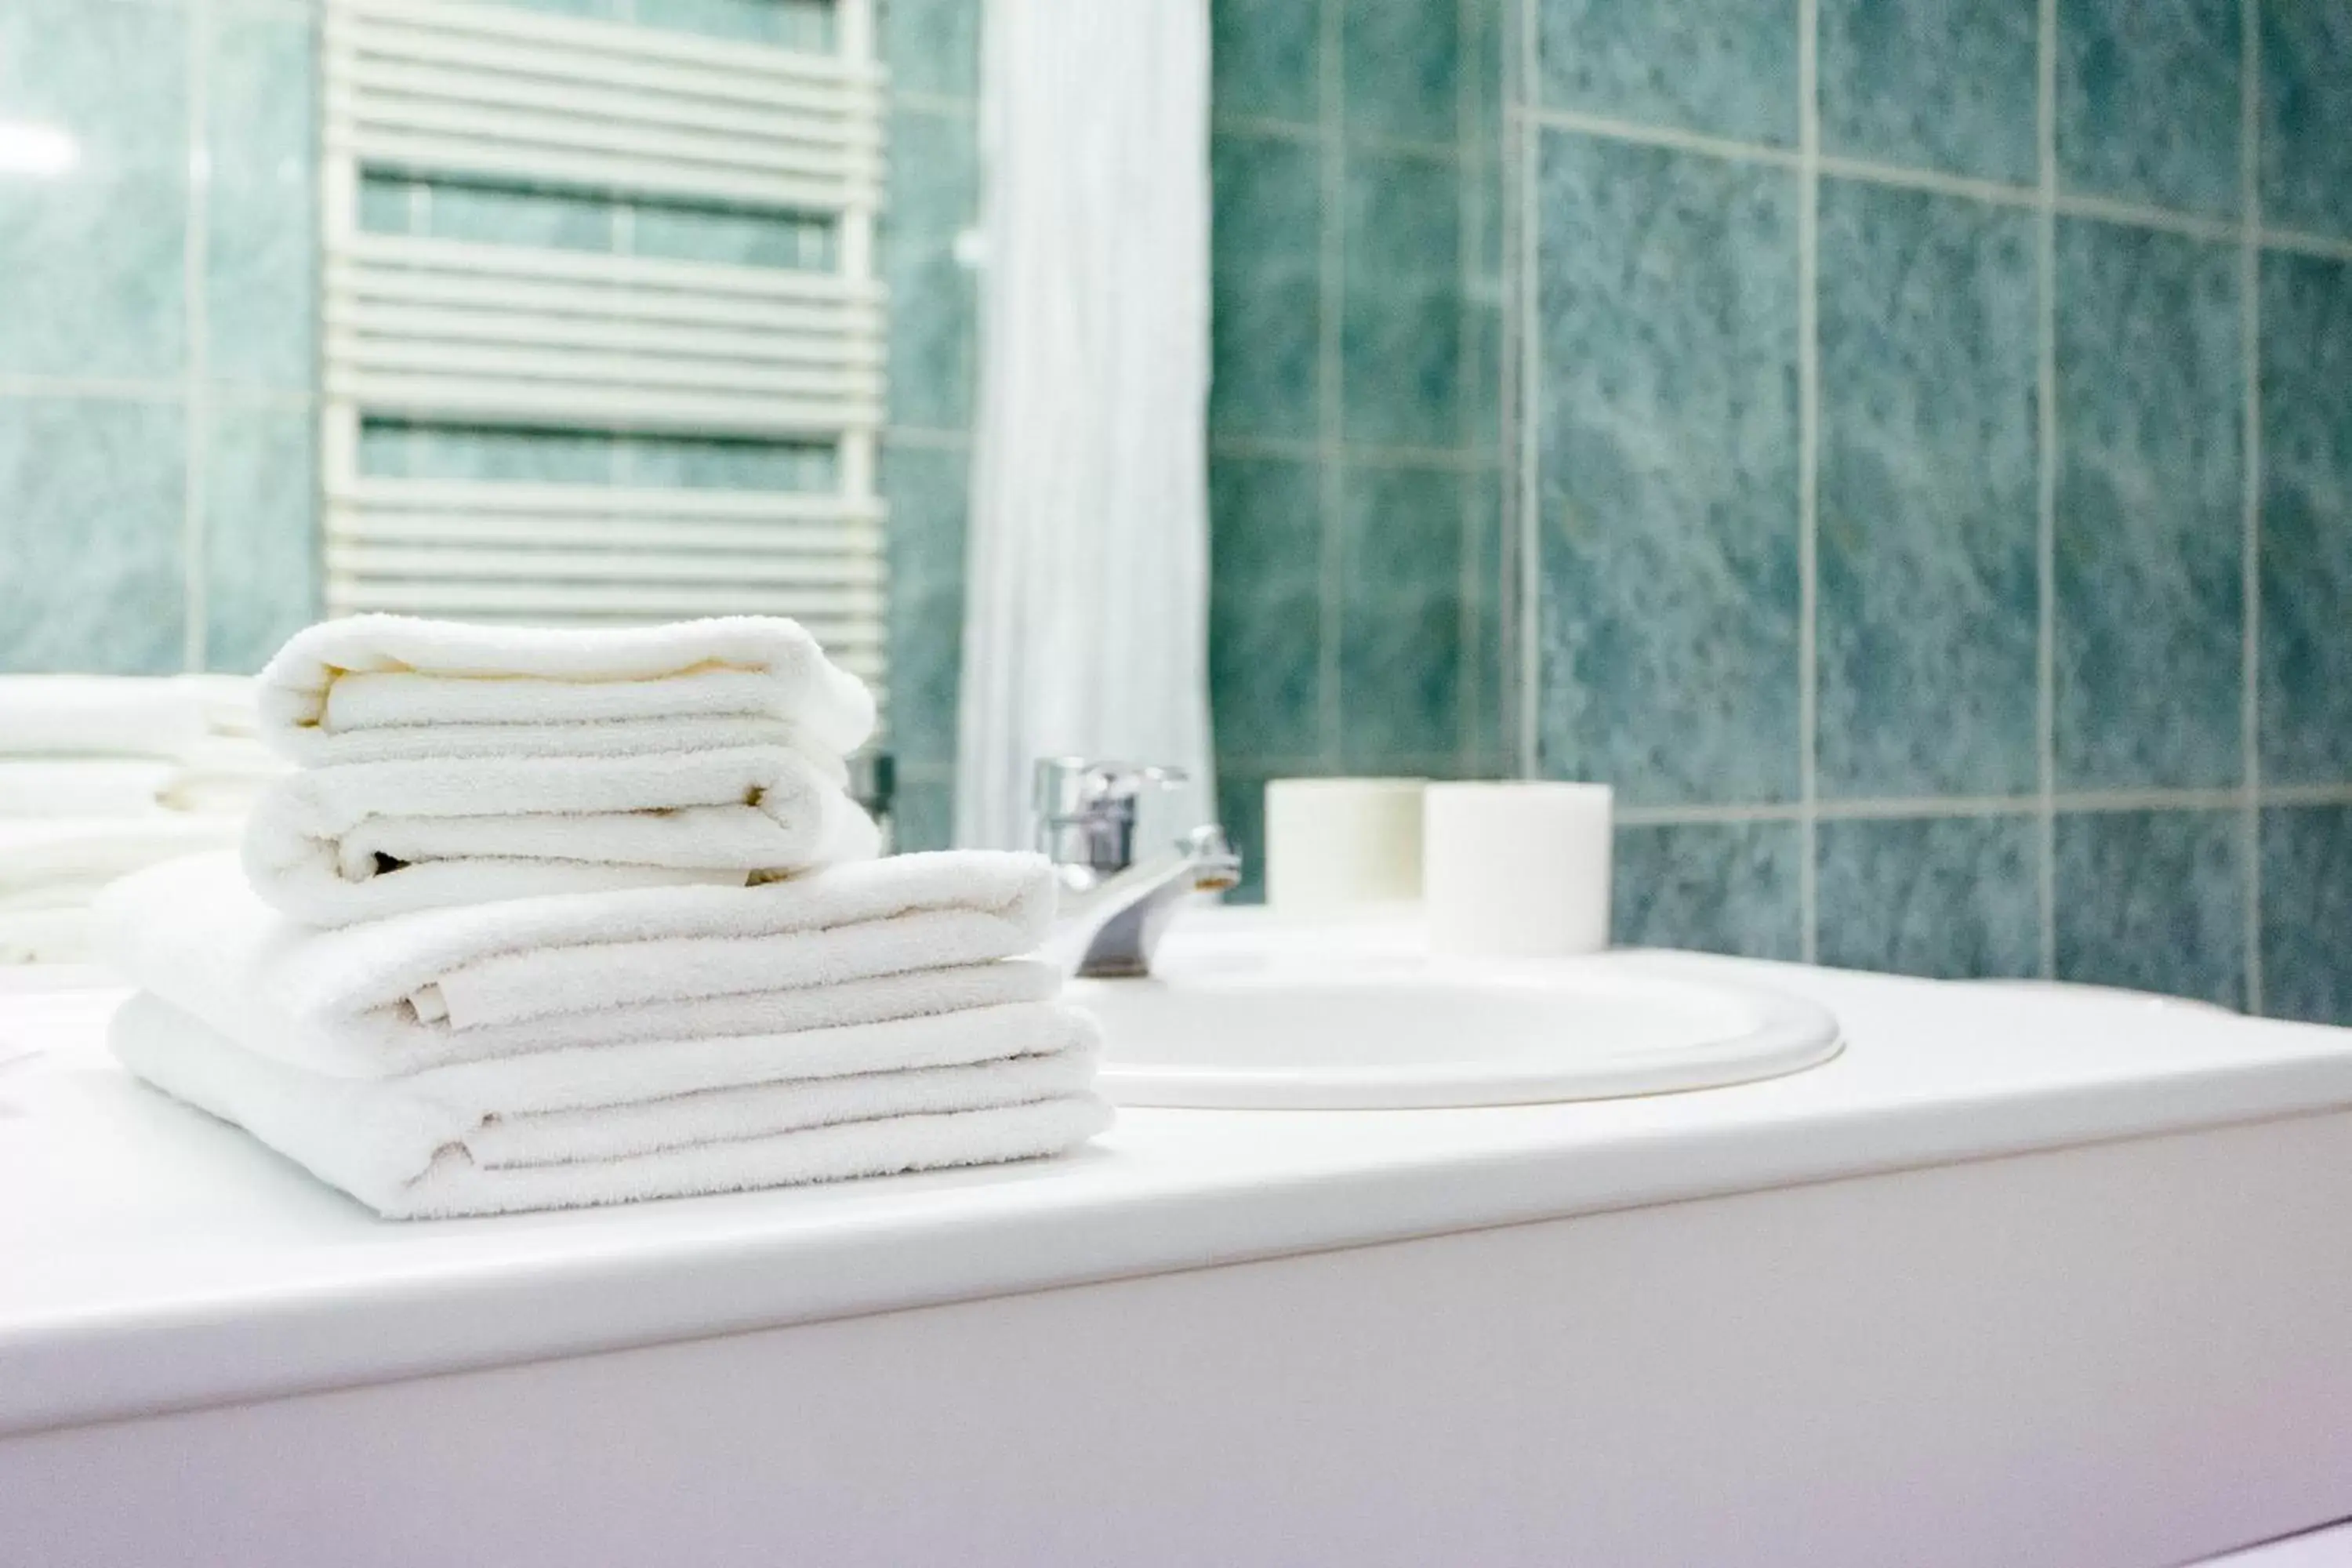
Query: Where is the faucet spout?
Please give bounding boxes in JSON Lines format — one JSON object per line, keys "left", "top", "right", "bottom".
{"left": 1051, "top": 825, "right": 1240, "bottom": 978}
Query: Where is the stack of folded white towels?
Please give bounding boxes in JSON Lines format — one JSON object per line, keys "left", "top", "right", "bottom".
{"left": 0, "top": 674, "right": 285, "bottom": 963}
{"left": 96, "top": 615, "right": 1110, "bottom": 1218}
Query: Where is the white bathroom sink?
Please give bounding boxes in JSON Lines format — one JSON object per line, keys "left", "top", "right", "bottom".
{"left": 1073, "top": 942, "right": 1842, "bottom": 1109}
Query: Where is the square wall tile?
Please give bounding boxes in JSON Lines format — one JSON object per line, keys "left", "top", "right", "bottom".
{"left": 1818, "top": 0, "right": 2038, "bottom": 184}
{"left": 1613, "top": 820, "right": 1803, "bottom": 959}
{"left": 1341, "top": 150, "right": 1463, "bottom": 448}
{"left": 1537, "top": 0, "right": 1798, "bottom": 147}
{"left": 881, "top": 442, "right": 970, "bottom": 769}
{"left": 2260, "top": 805, "right": 2352, "bottom": 1026}
{"left": 2262, "top": 2, "right": 2352, "bottom": 240}
{"left": 0, "top": 397, "right": 184, "bottom": 673}
{"left": 1342, "top": 0, "right": 1461, "bottom": 147}
{"left": 1214, "top": 765, "right": 1270, "bottom": 903}
{"left": 1338, "top": 463, "right": 1465, "bottom": 768}
{"left": 1816, "top": 815, "right": 2040, "bottom": 979}
{"left": 883, "top": 0, "right": 980, "bottom": 100}
{"left": 0, "top": 0, "right": 188, "bottom": 380}
{"left": 882, "top": 107, "right": 979, "bottom": 430}
{"left": 205, "top": 8, "right": 317, "bottom": 392}
{"left": 890, "top": 776, "right": 956, "bottom": 854}
{"left": 1535, "top": 132, "right": 1800, "bottom": 805}
{"left": 2054, "top": 808, "right": 2245, "bottom": 1008}
{"left": 1211, "top": 0, "right": 1321, "bottom": 125}
{"left": 2259, "top": 249, "right": 2352, "bottom": 785}
{"left": 1209, "top": 455, "right": 1324, "bottom": 765}
{"left": 2056, "top": 0, "right": 2241, "bottom": 217}
{"left": 1817, "top": 181, "right": 2038, "bottom": 799}
{"left": 203, "top": 401, "right": 317, "bottom": 675}
{"left": 1210, "top": 134, "right": 1324, "bottom": 442}
{"left": 2053, "top": 218, "right": 2242, "bottom": 791}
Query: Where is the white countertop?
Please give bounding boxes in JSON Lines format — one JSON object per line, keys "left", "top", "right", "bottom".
{"left": 7, "top": 945, "right": 2352, "bottom": 1437}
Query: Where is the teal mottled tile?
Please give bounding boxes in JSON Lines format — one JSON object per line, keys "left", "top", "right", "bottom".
{"left": 629, "top": 203, "right": 834, "bottom": 270}
{"left": 617, "top": 435, "right": 834, "bottom": 491}
{"left": 1817, "top": 181, "right": 2038, "bottom": 798}
{"left": 2259, "top": 249, "right": 2352, "bottom": 784}
{"left": 634, "top": 0, "right": 832, "bottom": 47}
{"left": 1339, "top": 463, "right": 1465, "bottom": 768}
{"left": 2260, "top": 806, "right": 2352, "bottom": 1025}
{"left": 0, "top": 397, "right": 184, "bottom": 673}
{"left": 1210, "top": 133, "right": 1323, "bottom": 441}
{"left": 1209, "top": 456, "right": 1323, "bottom": 764}
{"left": 2054, "top": 809, "right": 2245, "bottom": 1007}
{"left": 884, "top": 0, "right": 978, "bottom": 100}
{"left": 1819, "top": 0, "right": 2037, "bottom": 183}
{"left": 1817, "top": 815, "right": 2040, "bottom": 978}
{"left": 359, "top": 422, "right": 619, "bottom": 485}
{"left": 206, "top": 8, "right": 317, "bottom": 391}
{"left": 1342, "top": 0, "right": 1460, "bottom": 146}
{"left": 1613, "top": 821, "right": 1802, "bottom": 959}
{"left": 1341, "top": 151, "right": 1463, "bottom": 448}
{"left": 882, "top": 107, "right": 978, "bottom": 430}
{"left": 1214, "top": 766, "right": 1269, "bottom": 903}
{"left": 1537, "top": 0, "right": 1798, "bottom": 147}
{"left": 881, "top": 442, "right": 968, "bottom": 769}
{"left": 890, "top": 778, "right": 956, "bottom": 853}
{"left": 2262, "top": 2, "right": 2352, "bottom": 240}
{"left": 358, "top": 173, "right": 419, "bottom": 235}
{"left": 204, "top": 401, "right": 318, "bottom": 675}
{"left": 0, "top": 0, "right": 187, "bottom": 379}
{"left": 1212, "top": 0, "right": 1320, "bottom": 125}
{"left": 423, "top": 181, "right": 616, "bottom": 252}
{"left": 2057, "top": 0, "right": 2241, "bottom": 217}
{"left": 1535, "top": 132, "right": 1800, "bottom": 805}
{"left": 2054, "top": 218, "right": 2242, "bottom": 791}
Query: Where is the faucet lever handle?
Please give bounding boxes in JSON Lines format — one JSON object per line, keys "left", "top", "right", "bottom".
{"left": 1033, "top": 757, "right": 1189, "bottom": 875}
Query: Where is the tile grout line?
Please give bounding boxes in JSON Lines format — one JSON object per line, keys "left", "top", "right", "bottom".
{"left": 182, "top": 0, "right": 212, "bottom": 674}
{"left": 1314, "top": 0, "right": 1345, "bottom": 770}
{"left": 1514, "top": 0, "right": 1542, "bottom": 779}
{"left": 1795, "top": 0, "right": 1820, "bottom": 964}
{"left": 2034, "top": 0, "right": 2060, "bottom": 980}
{"left": 2241, "top": 0, "right": 2266, "bottom": 1014}
{"left": 1515, "top": 103, "right": 2352, "bottom": 259}
{"left": 1454, "top": 0, "right": 1482, "bottom": 777}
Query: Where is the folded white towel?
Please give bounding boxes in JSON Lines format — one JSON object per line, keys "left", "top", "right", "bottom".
{"left": 258, "top": 615, "right": 877, "bottom": 765}
{"left": 99, "top": 848, "right": 1062, "bottom": 1058}
{"left": 114, "top": 993, "right": 1110, "bottom": 1218}
{"left": 0, "top": 817, "right": 245, "bottom": 964}
{"left": 242, "top": 746, "right": 880, "bottom": 926}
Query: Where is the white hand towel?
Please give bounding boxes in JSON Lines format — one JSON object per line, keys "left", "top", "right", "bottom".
{"left": 113, "top": 994, "right": 1111, "bottom": 1218}
{"left": 242, "top": 746, "right": 880, "bottom": 926}
{"left": 259, "top": 615, "right": 877, "bottom": 764}
{"left": 98, "top": 848, "right": 1063, "bottom": 1057}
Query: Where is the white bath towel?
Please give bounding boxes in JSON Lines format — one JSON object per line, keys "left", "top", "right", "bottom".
{"left": 0, "top": 817, "right": 245, "bottom": 964}
{"left": 0, "top": 760, "right": 178, "bottom": 818}
{"left": 258, "top": 615, "right": 877, "bottom": 765}
{"left": 99, "top": 848, "right": 1063, "bottom": 1064}
{"left": 242, "top": 746, "right": 880, "bottom": 925}
{"left": 113, "top": 993, "right": 1111, "bottom": 1218}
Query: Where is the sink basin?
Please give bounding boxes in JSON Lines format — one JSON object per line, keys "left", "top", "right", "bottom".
{"left": 1073, "top": 944, "right": 1842, "bottom": 1109}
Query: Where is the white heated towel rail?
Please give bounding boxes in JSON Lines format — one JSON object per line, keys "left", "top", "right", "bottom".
{"left": 318, "top": 0, "right": 887, "bottom": 688}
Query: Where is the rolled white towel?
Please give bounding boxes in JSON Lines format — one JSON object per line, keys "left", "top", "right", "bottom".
{"left": 112, "top": 993, "right": 1110, "bottom": 1218}
{"left": 0, "top": 673, "right": 258, "bottom": 760}
{"left": 98, "top": 848, "right": 1063, "bottom": 1059}
{"left": 257, "top": 615, "right": 877, "bottom": 765}
{"left": 242, "top": 746, "right": 880, "bottom": 926}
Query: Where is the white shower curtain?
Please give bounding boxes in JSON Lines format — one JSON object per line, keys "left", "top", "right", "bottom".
{"left": 953, "top": 0, "right": 1215, "bottom": 851}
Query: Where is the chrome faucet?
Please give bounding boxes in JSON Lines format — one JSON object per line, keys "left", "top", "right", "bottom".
{"left": 1035, "top": 757, "right": 1241, "bottom": 978}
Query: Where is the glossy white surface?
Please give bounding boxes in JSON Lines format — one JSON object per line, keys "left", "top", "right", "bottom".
{"left": 1076, "top": 946, "right": 1842, "bottom": 1107}
{"left": 7, "top": 916, "right": 2352, "bottom": 1440}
